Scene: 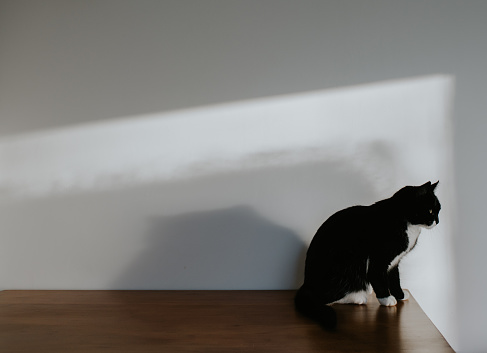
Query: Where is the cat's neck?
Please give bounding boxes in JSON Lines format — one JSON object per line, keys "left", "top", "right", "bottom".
{"left": 373, "top": 197, "right": 411, "bottom": 223}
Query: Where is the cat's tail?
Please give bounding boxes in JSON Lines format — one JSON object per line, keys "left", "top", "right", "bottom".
{"left": 294, "top": 286, "right": 337, "bottom": 329}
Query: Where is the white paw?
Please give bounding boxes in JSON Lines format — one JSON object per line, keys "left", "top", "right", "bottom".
{"left": 401, "top": 290, "right": 410, "bottom": 301}
{"left": 378, "top": 295, "right": 397, "bottom": 306}
{"left": 334, "top": 291, "right": 368, "bottom": 305}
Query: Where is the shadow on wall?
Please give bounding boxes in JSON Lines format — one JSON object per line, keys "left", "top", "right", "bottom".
{"left": 113, "top": 205, "right": 307, "bottom": 290}
{"left": 0, "top": 157, "right": 378, "bottom": 291}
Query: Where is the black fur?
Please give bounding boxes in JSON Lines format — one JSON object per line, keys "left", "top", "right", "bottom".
{"left": 295, "top": 181, "right": 441, "bottom": 329}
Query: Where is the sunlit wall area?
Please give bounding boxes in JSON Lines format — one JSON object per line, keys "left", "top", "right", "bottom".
{"left": 0, "top": 76, "right": 452, "bottom": 200}
{"left": 0, "top": 75, "right": 455, "bottom": 343}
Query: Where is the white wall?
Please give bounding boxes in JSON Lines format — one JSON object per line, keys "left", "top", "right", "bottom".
{"left": 1, "top": 1, "right": 486, "bottom": 352}
{"left": 0, "top": 74, "right": 456, "bottom": 344}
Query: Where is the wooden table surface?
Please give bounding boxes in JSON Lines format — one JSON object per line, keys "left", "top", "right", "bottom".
{"left": 0, "top": 290, "right": 453, "bottom": 352}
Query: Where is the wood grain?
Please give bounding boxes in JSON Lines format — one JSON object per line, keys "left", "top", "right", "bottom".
{"left": 0, "top": 290, "right": 453, "bottom": 352}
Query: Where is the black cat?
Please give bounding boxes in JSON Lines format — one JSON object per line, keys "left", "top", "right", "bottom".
{"left": 295, "top": 181, "right": 441, "bottom": 329}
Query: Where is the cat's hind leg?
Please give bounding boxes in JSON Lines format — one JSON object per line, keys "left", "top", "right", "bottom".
{"left": 332, "top": 260, "right": 369, "bottom": 304}
{"left": 333, "top": 290, "right": 368, "bottom": 305}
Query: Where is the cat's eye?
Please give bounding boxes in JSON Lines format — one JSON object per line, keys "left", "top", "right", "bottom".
{"left": 429, "top": 209, "right": 433, "bottom": 214}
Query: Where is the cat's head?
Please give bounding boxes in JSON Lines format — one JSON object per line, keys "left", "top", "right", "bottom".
{"left": 394, "top": 181, "right": 441, "bottom": 228}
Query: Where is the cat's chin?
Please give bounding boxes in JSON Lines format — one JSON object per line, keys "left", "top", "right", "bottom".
{"left": 421, "top": 221, "right": 437, "bottom": 229}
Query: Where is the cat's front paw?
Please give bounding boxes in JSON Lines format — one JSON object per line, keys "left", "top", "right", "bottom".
{"left": 377, "top": 295, "right": 397, "bottom": 306}
{"left": 392, "top": 289, "right": 410, "bottom": 301}
{"left": 401, "top": 290, "right": 410, "bottom": 301}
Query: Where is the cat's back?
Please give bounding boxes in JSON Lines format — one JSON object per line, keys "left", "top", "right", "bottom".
{"left": 311, "top": 198, "right": 404, "bottom": 251}
{"left": 319, "top": 204, "right": 372, "bottom": 232}
{"left": 310, "top": 205, "right": 373, "bottom": 247}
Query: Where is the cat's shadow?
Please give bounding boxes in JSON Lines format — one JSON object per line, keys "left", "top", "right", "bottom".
{"left": 113, "top": 205, "right": 307, "bottom": 289}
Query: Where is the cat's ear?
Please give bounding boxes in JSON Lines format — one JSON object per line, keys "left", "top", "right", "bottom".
{"left": 431, "top": 180, "right": 439, "bottom": 191}
{"left": 417, "top": 182, "right": 431, "bottom": 196}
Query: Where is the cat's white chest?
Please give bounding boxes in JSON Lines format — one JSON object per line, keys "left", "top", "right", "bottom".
{"left": 387, "top": 224, "right": 421, "bottom": 271}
